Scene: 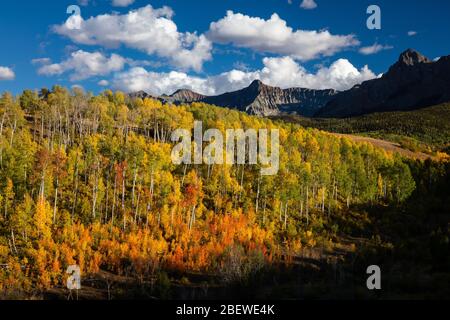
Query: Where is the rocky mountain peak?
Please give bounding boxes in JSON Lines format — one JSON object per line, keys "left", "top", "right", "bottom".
{"left": 316, "top": 49, "right": 450, "bottom": 118}
{"left": 169, "top": 88, "right": 206, "bottom": 102}
{"left": 171, "top": 88, "right": 195, "bottom": 96}
{"left": 129, "top": 90, "right": 154, "bottom": 100}
{"left": 248, "top": 79, "right": 267, "bottom": 91}
{"left": 397, "top": 49, "right": 431, "bottom": 66}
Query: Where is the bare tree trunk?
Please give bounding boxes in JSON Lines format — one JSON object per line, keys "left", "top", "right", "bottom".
{"left": 189, "top": 205, "right": 196, "bottom": 230}
{"left": 284, "top": 202, "right": 288, "bottom": 230}
{"left": 279, "top": 201, "right": 283, "bottom": 222}
{"left": 121, "top": 167, "right": 126, "bottom": 212}
{"left": 131, "top": 164, "right": 138, "bottom": 207}
{"left": 71, "top": 158, "right": 79, "bottom": 222}
{"left": 104, "top": 167, "right": 111, "bottom": 223}
{"left": 181, "top": 164, "right": 187, "bottom": 186}
{"left": 321, "top": 187, "right": 325, "bottom": 214}
{"left": 40, "top": 170, "right": 46, "bottom": 200}
{"left": 41, "top": 114, "right": 44, "bottom": 141}
{"left": 134, "top": 183, "right": 141, "bottom": 224}
{"left": 10, "top": 118, "right": 17, "bottom": 146}
{"left": 255, "top": 173, "right": 261, "bottom": 214}
{"left": 262, "top": 198, "right": 267, "bottom": 225}
{"left": 11, "top": 230, "right": 18, "bottom": 255}
{"left": 0, "top": 113, "right": 6, "bottom": 138}
{"left": 306, "top": 187, "right": 309, "bottom": 226}
{"left": 150, "top": 169, "right": 154, "bottom": 207}
{"left": 92, "top": 171, "right": 98, "bottom": 219}
{"left": 300, "top": 201, "right": 303, "bottom": 218}
{"left": 53, "top": 178, "right": 59, "bottom": 223}
{"left": 111, "top": 173, "right": 117, "bottom": 229}
{"left": 239, "top": 164, "right": 245, "bottom": 201}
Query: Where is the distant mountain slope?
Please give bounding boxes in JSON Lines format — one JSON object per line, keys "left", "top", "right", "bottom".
{"left": 128, "top": 90, "right": 158, "bottom": 100}
{"left": 160, "top": 89, "right": 207, "bottom": 104}
{"left": 331, "top": 133, "right": 435, "bottom": 161}
{"left": 201, "top": 80, "right": 337, "bottom": 116}
{"left": 316, "top": 49, "right": 450, "bottom": 118}
{"left": 130, "top": 80, "right": 337, "bottom": 117}
{"left": 273, "top": 103, "right": 450, "bottom": 154}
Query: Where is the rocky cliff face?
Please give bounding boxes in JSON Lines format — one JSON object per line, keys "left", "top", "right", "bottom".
{"left": 203, "top": 80, "right": 338, "bottom": 116}
{"left": 130, "top": 80, "right": 337, "bottom": 117}
{"left": 316, "top": 49, "right": 450, "bottom": 118}
{"left": 277, "top": 87, "right": 338, "bottom": 117}
{"left": 128, "top": 90, "right": 158, "bottom": 100}
{"left": 160, "top": 89, "right": 207, "bottom": 104}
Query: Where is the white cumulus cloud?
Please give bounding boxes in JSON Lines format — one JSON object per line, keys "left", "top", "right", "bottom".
{"left": 78, "top": 0, "right": 135, "bottom": 7}
{"left": 112, "top": 56, "right": 377, "bottom": 96}
{"left": 256, "top": 56, "right": 377, "bottom": 91}
{"left": 112, "top": 0, "right": 135, "bottom": 7}
{"left": 0, "top": 66, "right": 15, "bottom": 80}
{"left": 37, "top": 50, "right": 126, "bottom": 81}
{"left": 300, "top": 0, "right": 318, "bottom": 10}
{"left": 32, "top": 58, "right": 52, "bottom": 65}
{"left": 207, "top": 11, "right": 359, "bottom": 61}
{"left": 112, "top": 68, "right": 216, "bottom": 96}
{"left": 53, "top": 5, "right": 212, "bottom": 72}
{"left": 98, "top": 79, "right": 110, "bottom": 86}
{"left": 359, "top": 43, "right": 393, "bottom": 55}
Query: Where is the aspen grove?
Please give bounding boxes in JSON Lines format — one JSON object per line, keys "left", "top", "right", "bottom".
{"left": 0, "top": 87, "right": 418, "bottom": 296}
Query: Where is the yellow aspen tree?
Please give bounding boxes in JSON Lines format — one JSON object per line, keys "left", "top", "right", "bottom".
{"left": 33, "top": 198, "right": 53, "bottom": 240}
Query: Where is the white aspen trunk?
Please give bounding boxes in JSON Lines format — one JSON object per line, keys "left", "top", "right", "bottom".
{"left": 134, "top": 185, "right": 141, "bottom": 224}
{"left": 0, "top": 113, "right": 5, "bottom": 138}
{"left": 262, "top": 198, "right": 267, "bottom": 225}
{"left": 284, "top": 202, "right": 288, "bottom": 230}
{"left": 189, "top": 205, "right": 196, "bottom": 230}
{"left": 279, "top": 201, "right": 283, "bottom": 222}
{"left": 131, "top": 164, "right": 138, "bottom": 207}
{"left": 104, "top": 169, "right": 110, "bottom": 223}
{"left": 11, "top": 230, "right": 18, "bottom": 255}
{"left": 150, "top": 169, "right": 154, "bottom": 206}
{"left": 41, "top": 114, "right": 44, "bottom": 141}
{"left": 121, "top": 167, "right": 126, "bottom": 211}
{"left": 40, "top": 170, "right": 46, "bottom": 200}
{"left": 111, "top": 174, "right": 117, "bottom": 228}
{"left": 255, "top": 173, "right": 261, "bottom": 215}
{"left": 306, "top": 187, "right": 309, "bottom": 226}
{"left": 300, "top": 201, "right": 303, "bottom": 218}
{"left": 322, "top": 187, "right": 325, "bottom": 213}
{"left": 181, "top": 164, "right": 187, "bottom": 186}
{"left": 10, "top": 118, "right": 17, "bottom": 146}
{"left": 71, "top": 161, "right": 79, "bottom": 221}
{"left": 239, "top": 164, "right": 245, "bottom": 201}
{"left": 92, "top": 172, "right": 98, "bottom": 219}
{"left": 53, "top": 178, "right": 59, "bottom": 223}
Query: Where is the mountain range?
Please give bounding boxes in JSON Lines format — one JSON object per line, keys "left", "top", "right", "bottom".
{"left": 316, "top": 49, "right": 450, "bottom": 117}
{"left": 130, "top": 49, "right": 450, "bottom": 118}
{"left": 130, "top": 80, "right": 338, "bottom": 117}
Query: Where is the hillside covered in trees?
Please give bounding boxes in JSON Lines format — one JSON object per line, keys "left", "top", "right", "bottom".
{"left": 0, "top": 87, "right": 448, "bottom": 299}
{"left": 274, "top": 103, "right": 450, "bottom": 155}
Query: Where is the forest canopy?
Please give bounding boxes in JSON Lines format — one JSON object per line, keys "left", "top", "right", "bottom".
{"left": 0, "top": 86, "right": 437, "bottom": 298}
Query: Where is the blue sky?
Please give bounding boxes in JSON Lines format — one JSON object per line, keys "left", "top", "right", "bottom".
{"left": 0, "top": 0, "right": 449, "bottom": 95}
